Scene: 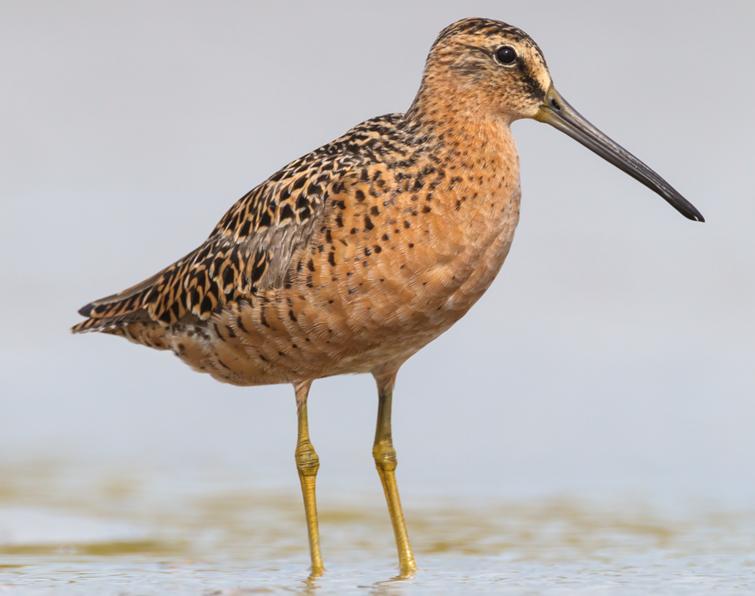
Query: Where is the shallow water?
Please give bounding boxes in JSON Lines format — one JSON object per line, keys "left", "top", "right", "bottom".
{"left": 1, "top": 462, "right": 754, "bottom": 595}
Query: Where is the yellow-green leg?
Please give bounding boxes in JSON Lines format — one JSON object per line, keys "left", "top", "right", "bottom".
{"left": 294, "top": 380, "right": 324, "bottom": 577}
{"left": 372, "top": 369, "right": 417, "bottom": 577}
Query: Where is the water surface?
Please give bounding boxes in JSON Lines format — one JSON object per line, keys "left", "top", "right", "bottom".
{"left": 1, "top": 461, "right": 753, "bottom": 594}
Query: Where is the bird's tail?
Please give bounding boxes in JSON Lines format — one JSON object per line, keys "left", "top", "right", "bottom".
{"left": 71, "top": 273, "right": 160, "bottom": 334}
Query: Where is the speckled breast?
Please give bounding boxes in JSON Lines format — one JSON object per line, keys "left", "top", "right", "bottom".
{"left": 188, "top": 166, "right": 522, "bottom": 386}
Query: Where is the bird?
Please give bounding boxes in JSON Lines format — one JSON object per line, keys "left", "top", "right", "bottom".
{"left": 72, "top": 17, "right": 704, "bottom": 577}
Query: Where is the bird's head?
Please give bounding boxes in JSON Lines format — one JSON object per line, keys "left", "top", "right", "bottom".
{"left": 419, "top": 18, "right": 704, "bottom": 222}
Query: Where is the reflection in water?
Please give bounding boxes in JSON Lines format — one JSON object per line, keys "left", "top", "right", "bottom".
{"left": 0, "top": 460, "right": 753, "bottom": 594}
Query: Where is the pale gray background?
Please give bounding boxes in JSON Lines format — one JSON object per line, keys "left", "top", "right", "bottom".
{"left": 2, "top": 1, "right": 754, "bottom": 506}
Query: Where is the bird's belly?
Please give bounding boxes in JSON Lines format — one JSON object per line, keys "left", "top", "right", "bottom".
{"left": 171, "top": 198, "right": 519, "bottom": 386}
{"left": 327, "top": 192, "right": 521, "bottom": 374}
{"left": 334, "top": 222, "right": 517, "bottom": 374}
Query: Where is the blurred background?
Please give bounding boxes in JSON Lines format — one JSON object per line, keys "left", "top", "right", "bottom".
{"left": 1, "top": 1, "right": 754, "bottom": 592}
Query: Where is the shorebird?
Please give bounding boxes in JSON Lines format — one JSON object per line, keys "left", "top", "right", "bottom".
{"left": 73, "top": 18, "right": 703, "bottom": 577}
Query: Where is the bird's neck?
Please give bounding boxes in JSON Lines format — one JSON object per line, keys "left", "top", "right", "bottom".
{"left": 404, "top": 77, "right": 520, "bottom": 215}
{"left": 406, "top": 77, "right": 518, "bottom": 169}
{"left": 398, "top": 78, "right": 522, "bottom": 272}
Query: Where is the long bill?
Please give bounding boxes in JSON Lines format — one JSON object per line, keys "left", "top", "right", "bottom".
{"left": 535, "top": 85, "right": 704, "bottom": 222}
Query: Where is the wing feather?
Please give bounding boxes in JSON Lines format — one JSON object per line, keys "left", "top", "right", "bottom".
{"left": 73, "top": 146, "right": 370, "bottom": 333}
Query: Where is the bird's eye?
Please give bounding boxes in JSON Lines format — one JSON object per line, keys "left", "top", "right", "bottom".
{"left": 494, "top": 45, "right": 518, "bottom": 65}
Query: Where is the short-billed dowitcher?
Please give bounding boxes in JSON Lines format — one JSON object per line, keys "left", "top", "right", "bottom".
{"left": 73, "top": 18, "right": 704, "bottom": 576}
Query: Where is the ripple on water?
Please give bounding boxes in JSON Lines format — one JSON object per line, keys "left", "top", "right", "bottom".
{"left": 0, "top": 461, "right": 754, "bottom": 594}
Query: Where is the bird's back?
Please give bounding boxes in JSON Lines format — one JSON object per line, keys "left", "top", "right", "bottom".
{"left": 73, "top": 115, "right": 402, "bottom": 332}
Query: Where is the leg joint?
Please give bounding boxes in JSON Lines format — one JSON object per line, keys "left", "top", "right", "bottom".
{"left": 372, "top": 440, "right": 398, "bottom": 472}
{"left": 295, "top": 440, "right": 320, "bottom": 477}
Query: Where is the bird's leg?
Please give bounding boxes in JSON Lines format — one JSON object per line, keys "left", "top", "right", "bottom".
{"left": 294, "top": 380, "right": 324, "bottom": 577}
{"left": 372, "top": 368, "right": 417, "bottom": 577}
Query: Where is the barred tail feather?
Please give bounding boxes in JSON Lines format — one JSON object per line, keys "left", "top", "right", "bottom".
{"left": 71, "top": 312, "right": 139, "bottom": 334}
{"left": 72, "top": 274, "right": 160, "bottom": 334}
